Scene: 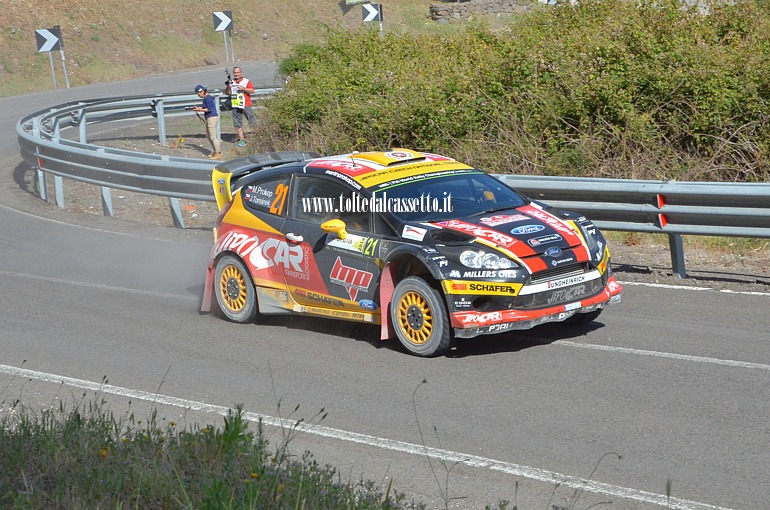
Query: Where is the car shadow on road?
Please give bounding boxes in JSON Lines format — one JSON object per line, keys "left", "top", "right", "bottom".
{"left": 448, "top": 321, "right": 606, "bottom": 358}
{"left": 242, "top": 310, "right": 607, "bottom": 358}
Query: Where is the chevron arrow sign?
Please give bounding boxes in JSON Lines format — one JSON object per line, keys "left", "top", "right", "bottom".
{"left": 213, "top": 11, "right": 233, "bottom": 32}
{"left": 362, "top": 3, "right": 382, "bottom": 22}
{"left": 35, "top": 28, "right": 62, "bottom": 52}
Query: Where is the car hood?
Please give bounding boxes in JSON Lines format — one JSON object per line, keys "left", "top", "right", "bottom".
{"left": 427, "top": 203, "right": 586, "bottom": 258}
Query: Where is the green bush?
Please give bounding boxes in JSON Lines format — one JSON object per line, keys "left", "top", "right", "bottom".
{"left": 262, "top": 0, "right": 770, "bottom": 181}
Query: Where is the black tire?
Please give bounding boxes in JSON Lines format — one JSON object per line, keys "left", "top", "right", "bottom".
{"left": 564, "top": 309, "right": 602, "bottom": 326}
{"left": 214, "top": 255, "right": 258, "bottom": 323}
{"left": 391, "top": 276, "right": 452, "bottom": 357}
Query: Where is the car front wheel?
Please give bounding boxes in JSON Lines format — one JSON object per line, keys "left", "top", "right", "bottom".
{"left": 214, "top": 255, "right": 258, "bottom": 323}
{"left": 391, "top": 276, "right": 452, "bottom": 357}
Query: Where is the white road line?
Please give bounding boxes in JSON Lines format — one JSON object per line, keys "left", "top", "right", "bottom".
{"left": 0, "top": 364, "right": 732, "bottom": 510}
{"left": 620, "top": 280, "right": 770, "bottom": 297}
{"left": 555, "top": 341, "right": 770, "bottom": 371}
{"left": 0, "top": 270, "right": 197, "bottom": 301}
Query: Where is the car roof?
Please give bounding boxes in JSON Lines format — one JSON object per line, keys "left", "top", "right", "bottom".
{"left": 303, "top": 149, "right": 475, "bottom": 188}
{"left": 218, "top": 149, "right": 479, "bottom": 192}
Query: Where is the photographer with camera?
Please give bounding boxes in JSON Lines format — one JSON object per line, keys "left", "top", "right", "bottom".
{"left": 226, "top": 66, "right": 257, "bottom": 147}
{"left": 192, "top": 84, "right": 222, "bottom": 160}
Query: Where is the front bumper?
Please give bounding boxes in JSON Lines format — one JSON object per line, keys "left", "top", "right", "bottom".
{"left": 451, "top": 276, "right": 622, "bottom": 338}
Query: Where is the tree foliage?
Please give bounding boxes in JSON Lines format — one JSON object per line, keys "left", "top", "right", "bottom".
{"left": 263, "top": 0, "right": 770, "bottom": 181}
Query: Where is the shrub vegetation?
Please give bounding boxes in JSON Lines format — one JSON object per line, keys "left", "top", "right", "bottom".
{"left": 260, "top": 0, "right": 770, "bottom": 182}
{"left": 0, "top": 400, "right": 422, "bottom": 509}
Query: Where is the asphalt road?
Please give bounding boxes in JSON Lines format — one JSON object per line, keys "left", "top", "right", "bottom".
{"left": 1, "top": 65, "right": 769, "bottom": 510}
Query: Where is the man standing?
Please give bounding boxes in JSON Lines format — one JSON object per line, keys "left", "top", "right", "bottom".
{"left": 227, "top": 66, "right": 257, "bottom": 147}
{"left": 192, "top": 84, "right": 221, "bottom": 160}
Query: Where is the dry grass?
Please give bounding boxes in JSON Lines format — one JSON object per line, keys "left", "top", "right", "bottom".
{"left": 1, "top": 0, "right": 441, "bottom": 97}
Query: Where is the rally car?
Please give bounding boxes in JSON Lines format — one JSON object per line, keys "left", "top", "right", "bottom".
{"left": 200, "top": 149, "right": 622, "bottom": 357}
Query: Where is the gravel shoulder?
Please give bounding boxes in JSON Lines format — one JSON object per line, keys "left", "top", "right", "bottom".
{"left": 8, "top": 116, "right": 770, "bottom": 294}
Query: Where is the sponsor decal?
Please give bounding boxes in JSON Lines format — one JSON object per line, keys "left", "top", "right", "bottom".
{"left": 454, "top": 297, "right": 473, "bottom": 309}
{"left": 479, "top": 214, "right": 528, "bottom": 227}
{"left": 511, "top": 224, "right": 545, "bottom": 235}
{"left": 497, "top": 270, "right": 518, "bottom": 278}
{"left": 306, "top": 306, "right": 368, "bottom": 321}
{"left": 461, "top": 311, "right": 503, "bottom": 324}
{"left": 306, "top": 291, "right": 344, "bottom": 307}
{"left": 547, "top": 285, "right": 587, "bottom": 305}
{"left": 451, "top": 283, "right": 467, "bottom": 291}
{"left": 328, "top": 235, "right": 380, "bottom": 258}
{"left": 547, "top": 274, "right": 587, "bottom": 289}
{"left": 386, "top": 150, "right": 415, "bottom": 159}
{"left": 564, "top": 301, "right": 583, "bottom": 311}
{"left": 608, "top": 280, "right": 621, "bottom": 293}
{"left": 550, "top": 257, "right": 576, "bottom": 267}
{"left": 487, "top": 322, "right": 515, "bottom": 333}
{"left": 330, "top": 257, "right": 373, "bottom": 300}
{"left": 544, "top": 246, "right": 563, "bottom": 257}
{"left": 448, "top": 270, "right": 461, "bottom": 278}
{"left": 525, "top": 209, "right": 579, "bottom": 238}
{"left": 310, "top": 158, "right": 373, "bottom": 176}
{"left": 359, "top": 299, "right": 379, "bottom": 311}
{"left": 468, "top": 283, "right": 518, "bottom": 294}
{"left": 324, "top": 170, "right": 362, "bottom": 190}
{"left": 436, "top": 220, "right": 517, "bottom": 248}
{"left": 402, "top": 225, "right": 427, "bottom": 241}
{"left": 214, "top": 231, "right": 310, "bottom": 281}
{"left": 529, "top": 235, "right": 563, "bottom": 248}
{"left": 463, "top": 270, "right": 497, "bottom": 278}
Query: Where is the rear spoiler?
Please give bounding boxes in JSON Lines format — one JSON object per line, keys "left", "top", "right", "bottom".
{"left": 211, "top": 151, "right": 320, "bottom": 210}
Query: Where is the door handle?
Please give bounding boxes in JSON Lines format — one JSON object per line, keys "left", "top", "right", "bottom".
{"left": 285, "top": 232, "right": 303, "bottom": 244}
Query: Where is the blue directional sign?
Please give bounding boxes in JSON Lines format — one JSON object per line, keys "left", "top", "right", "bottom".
{"left": 213, "top": 11, "right": 233, "bottom": 32}
{"left": 35, "top": 27, "right": 62, "bottom": 52}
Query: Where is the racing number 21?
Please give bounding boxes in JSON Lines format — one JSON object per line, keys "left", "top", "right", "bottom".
{"left": 269, "top": 183, "right": 289, "bottom": 215}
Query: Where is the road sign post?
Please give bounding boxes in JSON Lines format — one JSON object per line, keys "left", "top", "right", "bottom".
{"left": 362, "top": 4, "right": 383, "bottom": 38}
{"left": 35, "top": 27, "right": 69, "bottom": 89}
{"left": 213, "top": 11, "right": 234, "bottom": 62}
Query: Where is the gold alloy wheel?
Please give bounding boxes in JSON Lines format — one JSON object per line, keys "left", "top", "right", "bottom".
{"left": 397, "top": 291, "right": 434, "bottom": 345}
{"left": 218, "top": 263, "right": 248, "bottom": 313}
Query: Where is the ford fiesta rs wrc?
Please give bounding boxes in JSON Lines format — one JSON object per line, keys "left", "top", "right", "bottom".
{"left": 200, "top": 149, "right": 622, "bottom": 357}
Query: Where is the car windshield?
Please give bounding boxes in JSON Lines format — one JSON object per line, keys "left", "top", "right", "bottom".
{"left": 372, "top": 171, "right": 528, "bottom": 223}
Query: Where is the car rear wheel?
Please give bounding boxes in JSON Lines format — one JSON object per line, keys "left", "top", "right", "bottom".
{"left": 214, "top": 255, "right": 258, "bottom": 323}
{"left": 391, "top": 276, "right": 452, "bottom": 357}
{"left": 564, "top": 309, "right": 602, "bottom": 326}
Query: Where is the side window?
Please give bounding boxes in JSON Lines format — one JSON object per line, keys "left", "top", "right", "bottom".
{"left": 373, "top": 213, "right": 396, "bottom": 237}
{"left": 242, "top": 177, "right": 290, "bottom": 216}
{"left": 290, "top": 175, "right": 371, "bottom": 232}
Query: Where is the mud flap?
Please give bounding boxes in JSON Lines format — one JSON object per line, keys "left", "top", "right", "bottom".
{"left": 199, "top": 264, "right": 215, "bottom": 313}
{"left": 379, "top": 262, "right": 396, "bottom": 340}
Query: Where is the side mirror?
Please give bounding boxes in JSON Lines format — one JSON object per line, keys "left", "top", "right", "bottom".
{"left": 321, "top": 218, "right": 348, "bottom": 240}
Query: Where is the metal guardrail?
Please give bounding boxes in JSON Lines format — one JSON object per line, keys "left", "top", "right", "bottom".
{"left": 16, "top": 89, "right": 277, "bottom": 227}
{"left": 16, "top": 93, "right": 770, "bottom": 277}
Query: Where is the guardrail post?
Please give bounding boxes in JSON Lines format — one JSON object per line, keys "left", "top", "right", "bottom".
{"left": 78, "top": 109, "right": 87, "bottom": 143}
{"left": 168, "top": 198, "right": 185, "bottom": 229}
{"left": 53, "top": 175, "right": 65, "bottom": 209}
{"left": 155, "top": 99, "right": 167, "bottom": 145}
{"left": 101, "top": 186, "right": 114, "bottom": 217}
{"left": 36, "top": 168, "right": 48, "bottom": 201}
{"left": 668, "top": 233, "right": 687, "bottom": 278}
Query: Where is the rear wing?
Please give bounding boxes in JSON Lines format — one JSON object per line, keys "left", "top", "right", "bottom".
{"left": 210, "top": 151, "right": 320, "bottom": 210}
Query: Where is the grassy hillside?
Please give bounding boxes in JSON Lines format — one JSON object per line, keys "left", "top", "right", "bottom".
{"left": 1, "top": 0, "right": 441, "bottom": 97}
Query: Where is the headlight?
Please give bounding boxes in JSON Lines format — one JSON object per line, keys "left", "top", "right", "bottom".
{"left": 460, "top": 249, "right": 514, "bottom": 269}
{"left": 577, "top": 222, "right": 598, "bottom": 251}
